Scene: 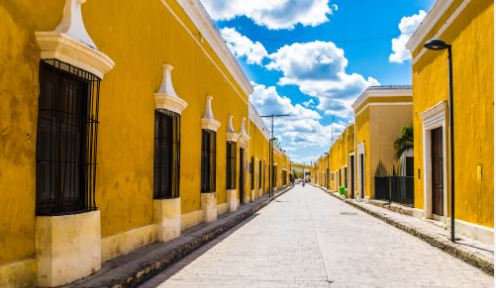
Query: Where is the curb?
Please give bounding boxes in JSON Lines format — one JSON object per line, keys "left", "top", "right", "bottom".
{"left": 68, "top": 186, "right": 293, "bottom": 288}
{"left": 314, "top": 185, "right": 494, "bottom": 275}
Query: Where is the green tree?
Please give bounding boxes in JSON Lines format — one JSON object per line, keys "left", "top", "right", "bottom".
{"left": 394, "top": 125, "right": 413, "bottom": 159}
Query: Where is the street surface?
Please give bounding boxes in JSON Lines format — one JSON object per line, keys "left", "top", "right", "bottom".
{"left": 140, "top": 185, "right": 493, "bottom": 288}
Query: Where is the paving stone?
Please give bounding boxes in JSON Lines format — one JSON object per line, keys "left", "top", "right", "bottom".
{"left": 141, "top": 186, "right": 493, "bottom": 287}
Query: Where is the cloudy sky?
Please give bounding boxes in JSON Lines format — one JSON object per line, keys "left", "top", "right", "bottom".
{"left": 200, "top": 0, "right": 434, "bottom": 164}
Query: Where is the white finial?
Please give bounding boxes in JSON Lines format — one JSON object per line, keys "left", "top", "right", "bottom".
{"left": 240, "top": 117, "right": 248, "bottom": 137}
{"left": 157, "top": 64, "right": 178, "bottom": 98}
{"left": 154, "top": 64, "right": 188, "bottom": 114}
{"left": 55, "top": 0, "right": 96, "bottom": 48}
{"left": 201, "top": 96, "right": 220, "bottom": 131}
{"left": 227, "top": 115, "right": 235, "bottom": 134}
{"left": 203, "top": 96, "right": 215, "bottom": 120}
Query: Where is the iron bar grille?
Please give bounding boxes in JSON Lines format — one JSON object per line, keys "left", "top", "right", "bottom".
{"left": 36, "top": 59, "right": 100, "bottom": 216}
{"left": 282, "top": 170, "right": 287, "bottom": 185}
{"left": 226, "top": 141, "right": 237, "bottom": 189}
{"left": 250, "top": 157, "right": 254, "bottom": 190}
{"left": 258, "top": 160, "right": 262, "bottom": 189}
{"left": 201, "top": 130, "right": 216, "bottom": 193}
{"left": 272, "top": 166, "right": 277, "bottom": 187}
{"left": 154, "top": 110, "right": 180, "bottom": 199}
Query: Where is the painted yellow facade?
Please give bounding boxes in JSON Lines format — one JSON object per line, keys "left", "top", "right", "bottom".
{"left": 0, "top": 0, "right": 291, "bottom": 286}
{"left": 352, "top": 87, "right": 413, "bottom": 199}
{"left": 407, "top": 0, "right": 493, "bottom": 242}
{"left": 328, "top": 124, "right": 354, "bottom": 196}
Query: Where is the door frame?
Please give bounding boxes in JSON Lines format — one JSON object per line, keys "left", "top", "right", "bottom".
{"left": 349, "top": 152, "right": 355, "bottom": 198}
{"left": 421, "top": 101, "right": 448, "bottom": 223}
{"left": 357, "top": 143, "right": 365, "bottom": 198}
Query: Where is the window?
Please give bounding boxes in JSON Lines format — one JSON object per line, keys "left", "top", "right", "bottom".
{"left": 226, "top": 141, "right": 237, "bottom": 189}
{"left": 154, "top": 110, "right": 180, "bottom": 199}
{"left": 282, "top": 170, "right": 287, "bottom": 185}
{"left": 250, "top": 157, "right": 254, "bottom": 190}
{"left": 344, "top": 167, "right": 348, "bottom": 188}
{"left": 201, "top": 130, "right": 216, "bottom": 192}
{"left": 36, "top": 59, "right": 100, "bottom": 215}
{"left": 258, "top": 161, "right": 262, "bottom": 189}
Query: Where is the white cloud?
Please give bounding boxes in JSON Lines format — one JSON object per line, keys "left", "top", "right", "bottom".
{"left": 220, "top": 27, "right": 268, "bottom": 65}
{"left": 249, "top": 83, "right": 344, "bottom": 163}
{"left": 266, "top": 41, "right": 379, "bottom": 119}
{"left": 389, "top": 10, "right": 427, "bottom": 63}
{"left": 200, "top": 0, "right": 337, "bottom": 30}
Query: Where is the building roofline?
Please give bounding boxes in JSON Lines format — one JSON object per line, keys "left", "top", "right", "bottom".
{"left": 176, "top": 0, "right": 253, "bottom": 97}
{"left": 351, "top": 85, "right": 412, "bottom": 110}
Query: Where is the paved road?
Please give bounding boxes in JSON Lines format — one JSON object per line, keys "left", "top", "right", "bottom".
{"left": 140, "top": 185, "right": 493, "bottom": 288}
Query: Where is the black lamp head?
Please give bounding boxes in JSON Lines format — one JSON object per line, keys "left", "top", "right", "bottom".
{"left": 424, "top": 39, "right": 450, "bottom": 50}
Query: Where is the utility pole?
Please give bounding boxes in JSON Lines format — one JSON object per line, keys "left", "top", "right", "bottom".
{"left": 261, "top": 114, "right": 290, "bottom": 197}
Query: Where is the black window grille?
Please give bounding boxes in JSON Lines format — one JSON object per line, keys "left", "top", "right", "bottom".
{"left": 250, "top": 157, "right": 254, "bottom": 190}
{"left": 272, "top": 166, "right": 277, "bottom": 187}
{"left": 282, "top": 170, "right": 287, "bottom": 185}
{"left": 36, "top": 59, "right": 100, "bottom": 216}
{"left": 154, "top": 110, "right": 180, "bottom": 199}
{"left": 201, "top": 130, "right": 216, "bottom": 193}
{"left": 226, "top": 141, "right": 237, "bottom": 189}
{"left": 258, "top": 160, "right": 262, "bottom": 189}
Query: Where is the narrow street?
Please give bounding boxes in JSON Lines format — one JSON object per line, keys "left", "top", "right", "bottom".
{"left": 140, "top": 186, "right": 493, "bottom": 288}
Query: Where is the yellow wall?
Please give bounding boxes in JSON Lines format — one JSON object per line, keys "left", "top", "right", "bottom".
{"left": 354, "top": 96, "right": 412, "bottom": 198}
{"left": 249, "top": 120, "right": 270, "bottom": 198}
{"left": 328, "top": 124, "right": 354, "bottom": 194}
{"left": 411, "top": 0, "right": 493, "bottom": 227}
{"left": 0, "top": 0, "right": 290, "bottom": 273}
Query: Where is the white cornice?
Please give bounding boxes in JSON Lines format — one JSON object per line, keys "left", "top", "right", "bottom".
{"left": 421, "top": 100, "right": 447, "bottom": 127}
{"left": 406, "top": 1, "right": 452, "bottom": 52}
{"left": 352, "top": 88, "right": 412, "bottom": 110}
{"left": 410, "top": 0, "right": 473, "bottom": 64}
{"left": 176, "top": 0, "right": 253, "bottom": 97}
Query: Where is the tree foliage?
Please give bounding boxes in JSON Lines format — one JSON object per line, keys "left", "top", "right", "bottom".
{"left": 394, "top": 125, "right": 413, "bottom": 159}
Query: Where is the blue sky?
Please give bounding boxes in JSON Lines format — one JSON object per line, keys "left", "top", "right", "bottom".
{"left": 200, "top": 0, "right": 434, "bottom": 164}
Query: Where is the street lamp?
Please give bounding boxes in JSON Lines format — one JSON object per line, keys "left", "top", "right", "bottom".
{"left": 424, "top": 39, "right": 456, "bottom": 242}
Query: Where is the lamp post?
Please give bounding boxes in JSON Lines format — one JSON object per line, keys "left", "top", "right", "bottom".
{"left": 424, "top": 39, "right": 455, "bottom": 242}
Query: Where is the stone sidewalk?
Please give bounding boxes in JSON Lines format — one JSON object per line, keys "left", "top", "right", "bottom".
{"left": 316, "top": 185, "right": 494, "bottom": 274}
{"left": 63, "top": 186, "right": 293, "bottom": 288}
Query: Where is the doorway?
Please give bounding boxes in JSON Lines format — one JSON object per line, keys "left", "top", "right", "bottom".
{"left": 239, "top": 148, "right": 245, "bottom": 205}
{"left": 431, "top": 127, "right": 444, "bottom": 216}
{"left": 350, "top": 155, "right": 355, "bottom": 198}
{"left": 359, "top": 154, "right": 364, "bottom": 198}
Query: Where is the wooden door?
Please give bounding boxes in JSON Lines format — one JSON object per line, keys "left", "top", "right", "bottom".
{"left": 360, "top": 154, "right": 364, "bottom": 198}
{"left": 350, "top": 155, "right": 355, "bottom": 198}
{"left": 239, "top": 148, "right": 245, "bottom": 205}
{"left": 431, "top": 128, "right": 444, "bottom": 216}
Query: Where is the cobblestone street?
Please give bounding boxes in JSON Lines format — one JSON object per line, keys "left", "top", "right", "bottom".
{"left": 141, "top": 186, "right": 493, "bottom": 288}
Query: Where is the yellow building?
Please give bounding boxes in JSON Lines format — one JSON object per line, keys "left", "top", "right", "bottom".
{"left": 406, "top": 0, "right": 493, "bottom": 245}
{"left": 351, "top": 86, "right": 413, "bottom": 199}
{"left": 328, "top": 124, "right": 355, "bottom": 197}
{"left": 0, "top": 0, "right": 290, "bottom": 286}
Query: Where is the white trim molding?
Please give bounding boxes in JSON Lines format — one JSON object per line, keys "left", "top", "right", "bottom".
{"left": 201, "top": 96, "right": 221, "bottom": 131}
{"left": 35, "top": 0, "right": 114, "bottom": 79}
{"left": 249, "top": 104, "right": 270, "bottom": 140}
{"left": 352, "top": 86, "right": 412, "bottom": 110}
{"left": 408, "top": 0, "right": 473, "bottom": 64}
{"left": 238, "top": 117, "right": 250, "bottom": 148}
{"left": 176, "top": 0, "right": 253, "bottom": 97}
{"left": 226, "top": 115, "right": 239, "bottom": 142}
{"left": 355, "top": 102, "right": 413, "bottom": 118}
{"left": 357, "top": 142, "right": 365, "bottom": 198}
{"left": 421, "top": 101, "right": 448, "bottom": 222}
{"left": 154, "top": 64, "right": 188, "bottom": 115}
